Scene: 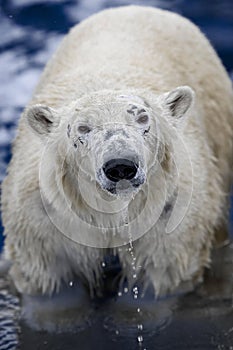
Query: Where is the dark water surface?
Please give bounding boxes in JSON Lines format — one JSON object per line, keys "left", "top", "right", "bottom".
{"left": 0, "top": 242, "right": 233, "bottom": 349}
{"left": 0, "top": 0, "right": 233, "bottom": 349}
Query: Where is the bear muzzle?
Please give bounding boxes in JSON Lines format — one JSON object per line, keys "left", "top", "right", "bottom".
{"left": 103, "top": 158, "right": 138, "bottom": 182}
{"left": 96, "top": 156, "right": 146, "bottom": 196}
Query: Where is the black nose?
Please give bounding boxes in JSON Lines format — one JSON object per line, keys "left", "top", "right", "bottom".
{"left": 103, "top": 158, "right": 138, "bottom": 182}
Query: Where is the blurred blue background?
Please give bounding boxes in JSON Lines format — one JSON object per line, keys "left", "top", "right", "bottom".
{"left": 0, "top": 0, "right": 233, "bottom": 250}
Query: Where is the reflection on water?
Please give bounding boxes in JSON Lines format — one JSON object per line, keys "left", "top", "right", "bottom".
{"left": 0, "top": 278, "right": 19, "bottom": 349}
{"left": 0, "top": 242, "right": 232, "bottom": 349}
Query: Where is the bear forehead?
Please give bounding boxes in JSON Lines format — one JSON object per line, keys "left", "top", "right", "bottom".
{"left": 74, "top": 90, "right": 149, "bottom": 108}
{"left": 74, "top": 94, "right": 149, "bottom": 114}
{"left": 69, "top": 92, "right": 151, "bottom": 125}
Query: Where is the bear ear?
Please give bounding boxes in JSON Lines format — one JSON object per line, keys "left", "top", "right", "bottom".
{"left": 162, "top": 86, "right": 195, "bottom": 120}
{"left": 26, "top": 104, "right": 58, "bottom": 136}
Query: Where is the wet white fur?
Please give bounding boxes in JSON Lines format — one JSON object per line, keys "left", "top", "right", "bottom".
{"left": 1, "top": 6, "right": 233, "bottom": 296}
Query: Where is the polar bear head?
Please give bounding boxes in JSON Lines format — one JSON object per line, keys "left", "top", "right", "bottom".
{"left": 26, "top": 86, "right": 194, "bottom": 200}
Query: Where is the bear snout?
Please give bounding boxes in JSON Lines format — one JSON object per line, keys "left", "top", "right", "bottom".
{"left": 96, "top": 155, "right": 146, "bottom": 195}
{"left": 103, "top": 158, "right": 138, "bottom": 182}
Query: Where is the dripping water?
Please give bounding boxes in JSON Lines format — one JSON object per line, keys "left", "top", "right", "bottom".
{"left": 120, "top": 209, "right": 146, "bottom": 349}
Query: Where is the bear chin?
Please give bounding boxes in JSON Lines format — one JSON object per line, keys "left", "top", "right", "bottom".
{"left": 99, "top": 180, "right": 141, "bottom": 197}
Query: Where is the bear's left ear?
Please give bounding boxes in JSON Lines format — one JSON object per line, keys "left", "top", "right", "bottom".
{"left": 26, "top": 104, "right": 58, "bottom": 137}
{"left": 162, "top": 86, "right": 195, "bottom": 120}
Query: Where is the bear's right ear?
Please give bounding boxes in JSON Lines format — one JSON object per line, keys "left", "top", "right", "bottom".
{"left": 162, "top": 86, "right": 195, "bottom": 121}
{"left": 26, "top": 104, "right": 58, "bottom": 136}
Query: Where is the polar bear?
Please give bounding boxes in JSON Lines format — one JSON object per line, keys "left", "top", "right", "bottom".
{"left": 1, "top": 6, "right": 233, "bottom": 296}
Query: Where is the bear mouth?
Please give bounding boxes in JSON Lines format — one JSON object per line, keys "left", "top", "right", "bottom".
{"left": 105, "top": 182, "right": 140, "bottom": 195}
{"left": 97, "top": 173, "right": 145, "bottom": 196}
{"left": 96, "top": 166, "right": 146, "bottom": 197}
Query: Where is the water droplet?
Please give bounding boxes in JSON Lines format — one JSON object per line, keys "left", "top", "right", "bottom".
{"left": 124, "top": 218, "right": 145, "bottom": 349}
{"left": 69, "top": 281, "right": 73, "bottom": 287}
{"left": 115, "top": 330, "right": 119, "bottom": 335}
{"left": 137, "top": 335, "right": 143, "bottom": 343}
{"left": 118, "top": 291, "right": 122, "bottom": 297}
{"left": 101, "top": 262, "right": 106, "bottom": 267}
{"left": 124, "top": 287, "right": 128, "bottom": 293}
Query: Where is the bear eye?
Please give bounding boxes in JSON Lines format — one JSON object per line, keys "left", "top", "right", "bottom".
{"left": 136, "top": 114, "right": 149, "bottom": 124}
{"left": 77, "top": 125, "right": 92, "bottom": 134}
